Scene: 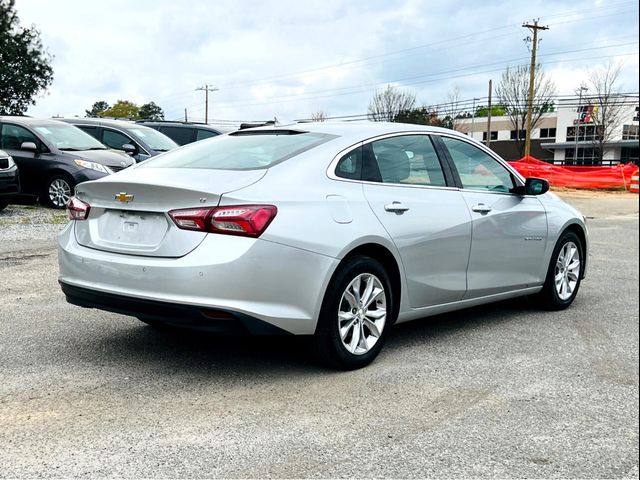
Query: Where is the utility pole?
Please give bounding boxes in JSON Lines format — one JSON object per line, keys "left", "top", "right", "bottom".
{"left": 486, "top": 80, "right": 493, "bottom": 148}
{"left": 184, "top": 108, "right": 188, "bottom": 122}
{"left": 523, "top": 19, "right": 549, "bottom": 157}
{"left": 195, "top": 84, "right": 219, "bottom": 124}
{"left": 470, "top": 97, "right": 477, "bottom": 138}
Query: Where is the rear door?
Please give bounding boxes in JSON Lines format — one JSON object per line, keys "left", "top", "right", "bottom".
{"left": 437, "top": 135, "right": 548, "bottom": 298}
{"left": 359, "top": 134, "right": 472, "bottom": 308}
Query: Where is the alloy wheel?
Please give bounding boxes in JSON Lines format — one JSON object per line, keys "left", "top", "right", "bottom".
{"left": 49, "top": 178, "right": 72, "bottom": 208}
{"left": 337, "top": 273, "right": 387, "bottom": 355}
{"left": 554, "top": 241, "right": 580, "bottom": 301}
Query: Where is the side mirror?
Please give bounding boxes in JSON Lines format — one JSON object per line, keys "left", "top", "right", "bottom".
{"left": 122, "top": 143, "right": 136, "bottom": 155}
{"left": 525, "top": 177, "right": 549, "bottom": 195}
{"left": 20, "top": 141, "right": 38, "bottom": 152}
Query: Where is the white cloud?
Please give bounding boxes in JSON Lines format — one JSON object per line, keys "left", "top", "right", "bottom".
{"left": 13, "top": 0, "right": 639, "bottom": 125}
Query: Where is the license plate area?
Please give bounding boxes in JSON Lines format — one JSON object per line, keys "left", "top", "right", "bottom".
{"left": 95, "top": 209, "right": 170, "bottom": 248}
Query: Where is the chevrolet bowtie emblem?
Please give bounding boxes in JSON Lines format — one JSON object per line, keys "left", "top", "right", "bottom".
{"left": 115, "top": 192, "right": 134, "bottom": 203}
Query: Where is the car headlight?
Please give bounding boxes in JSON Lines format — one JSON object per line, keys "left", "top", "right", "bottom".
{"left": 74, "top": 159, "right": 113, "bottom": 174}
{"left": 6, "top": 155, "right": 15, "bottom": 168}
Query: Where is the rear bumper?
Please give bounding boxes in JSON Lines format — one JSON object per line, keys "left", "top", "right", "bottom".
{"left": 59, "top": 281, "right": 290, "bottom": 335}
{"left": 58, "top": 222, "right": 339, "bottom": 335}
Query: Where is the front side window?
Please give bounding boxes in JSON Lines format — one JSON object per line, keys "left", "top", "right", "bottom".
{"left": 363, "top": 135, "right": 446, "bottom": 187}
{"left": 102, "top": 129, "right": 133, "bottom": 151}
{"left": 441, "top": 136, "right": 514, "bottom": 193}
{"left": 0, "top": 124, "right": 39, "bottom": 150}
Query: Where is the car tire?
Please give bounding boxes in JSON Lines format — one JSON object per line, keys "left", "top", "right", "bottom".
{"left": 0, "top": 201, "right": 8, "bottom": 212}
{"left": 42, "top": 174, "right": 74, "bottom": 209}
{"left": 535, "top": 230, "right": 584, "bottom": 311}
{"left": 312, "top": 255, "right": 394, "bottom": 370}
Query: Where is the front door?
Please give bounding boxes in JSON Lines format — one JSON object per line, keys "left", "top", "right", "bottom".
{"left": 360, "top": 134, "right": 472, "bottom": 308}
{"left": 438, "top": 135, "right": 548, "bottom": 298}
{"left": 0, "top": 123, "right": 48, "bottom": 195}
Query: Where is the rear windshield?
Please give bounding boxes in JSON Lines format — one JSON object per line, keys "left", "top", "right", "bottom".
{"left": 141, "top": 131, "right": 335, "bottom": 170}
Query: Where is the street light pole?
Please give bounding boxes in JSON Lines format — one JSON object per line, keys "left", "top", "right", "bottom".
{"left": 573, "top": 85, "right": 588, "bottom": 165}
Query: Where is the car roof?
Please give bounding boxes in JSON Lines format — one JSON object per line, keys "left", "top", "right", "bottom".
{"left": 137, "top": 121, "right": 220, "bottom": 130}
{"left": 0, "top": 116, "right": 74, "bottom": 128}
{"left": 239, "top": 121, "right": 469, "bottom": 143}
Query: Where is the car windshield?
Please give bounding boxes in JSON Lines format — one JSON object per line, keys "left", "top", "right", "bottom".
{"left": 141, "top": 131, "right": 335, "bottom": 170}
{"left": 34, "top": 123, "right": 106, "bottom": 150}
{"left": 126, "top": 126, "right": 178, "bottom": 151}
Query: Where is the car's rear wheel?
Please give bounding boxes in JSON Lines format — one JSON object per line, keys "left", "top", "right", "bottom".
{"left": 43, "top": 174, "right": 74, "bottom": 209}
{"left": 313, "top": 256, "right": 393, "bottom": 370}
{"left": 536, "top": 231, "right": 583, "bottom": 310}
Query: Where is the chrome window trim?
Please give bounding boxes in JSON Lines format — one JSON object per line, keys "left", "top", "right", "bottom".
{"left": 326, "top": 131, "right": 460, "bottom": 192}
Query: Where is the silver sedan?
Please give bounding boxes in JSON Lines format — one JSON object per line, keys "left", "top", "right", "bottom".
{"left": 58, "top": 122, "right": 588, "bottom": 369}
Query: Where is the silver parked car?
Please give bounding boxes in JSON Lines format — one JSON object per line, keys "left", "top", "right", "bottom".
{"left": 58, "top": 123, "right": 588, "bottom": 369}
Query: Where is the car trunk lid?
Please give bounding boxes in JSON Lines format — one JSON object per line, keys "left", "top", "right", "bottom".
{"left": 73, "top": 168, "right": 266, "bottom": 257}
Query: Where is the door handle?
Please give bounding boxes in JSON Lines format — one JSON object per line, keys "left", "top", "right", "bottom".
{"left": 471, "top": 203, "right": 492, "bottom": 214}
{"left": 384, "top": 202, "right": 410, "bottom": 214}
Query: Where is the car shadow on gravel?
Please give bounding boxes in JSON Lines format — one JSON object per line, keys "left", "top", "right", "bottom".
{"left": 72, "top": 296, "right": 540, "bottom": 376}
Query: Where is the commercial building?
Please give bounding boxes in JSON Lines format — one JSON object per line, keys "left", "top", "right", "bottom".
{"left": 456, "top": 93, "right": 639, "bottom": 165}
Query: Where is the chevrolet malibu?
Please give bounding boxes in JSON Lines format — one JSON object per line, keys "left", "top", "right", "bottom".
{"left": 58, "top": 123, "right": 588, "bottom": 369}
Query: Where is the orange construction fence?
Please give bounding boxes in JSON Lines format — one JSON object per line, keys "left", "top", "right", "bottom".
{"left": 508, "top": 156, "right": 639, "bottom": 190}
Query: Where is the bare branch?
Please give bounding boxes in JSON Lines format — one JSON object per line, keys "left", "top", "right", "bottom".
{"left": 367, "top": 85, "right": 416, "bottom": 122}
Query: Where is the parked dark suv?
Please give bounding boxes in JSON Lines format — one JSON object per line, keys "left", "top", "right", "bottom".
{"left": 0, "top": 149, "right": 20, "bottom": 211}
{"left": 0, "top": 117, "right": 134, "bottom": 208}
{"left": 63, "top": 118, "right": 178, "bottom": 162}
{"left": 136, "top": 121, "right": 222, "bottom": 146}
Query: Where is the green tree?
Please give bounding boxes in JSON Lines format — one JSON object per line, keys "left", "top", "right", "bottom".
{"left": 0, "top": 0, "right": 54, "bottom": 115}
{"left": 138, "top": 101, "right": 164, "bottom": 120}
{"left": 100, "top": 100, "right": 140, "bottom": 119}
{"left": 474, "top": 104, "right": 508, "bottom": 117}
{"left": 85, "top": 100, "right": 110, "bottom": 117}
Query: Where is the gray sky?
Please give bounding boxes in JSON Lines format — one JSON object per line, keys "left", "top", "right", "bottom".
{"left": 15, "top": 0, "right": 640, "bottom": 126}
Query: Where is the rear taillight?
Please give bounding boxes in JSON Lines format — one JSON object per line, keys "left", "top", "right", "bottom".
{"left": 67, "top": 197, "right": 91, "bottom": 220}
{"left": 168, "top": 205, "right": 277, "bottom": 238}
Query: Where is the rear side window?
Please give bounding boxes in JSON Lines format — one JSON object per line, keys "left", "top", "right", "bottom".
{"left": 335, "top": 147, "right": 362, "bottom": 180}
{"left": 159, "top": 126, "right": 194, "bottom": 146}
{"left": 196, "top": 129, "right": 219, "bottom": 141}
{"left": 142, "top": 131, "right": 335, "bottom": 170}
{"left": 364, "top": 135, "right": 446, "bottom": 187}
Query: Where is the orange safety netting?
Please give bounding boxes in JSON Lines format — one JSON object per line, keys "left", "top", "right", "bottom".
{"left": 508, "top": 155, "right": 639, "bottom": 190}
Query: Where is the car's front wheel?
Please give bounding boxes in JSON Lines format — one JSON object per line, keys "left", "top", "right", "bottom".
{"left": 536, "top": 230, "right": 584, "bottom": 310}
{"left": 43, "top": 174, "right": 74, "bottom": 209}
{"left": 313, "top": 256, "right": 393, "bottom": 370}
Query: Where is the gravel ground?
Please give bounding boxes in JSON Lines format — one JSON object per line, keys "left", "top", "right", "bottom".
{"left": 0, "top": 193, "right": 638, "bottom": 478}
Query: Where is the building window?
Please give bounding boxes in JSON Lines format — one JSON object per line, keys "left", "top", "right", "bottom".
{"left": 540, "top": 128, "right": 556, "bottom": 138}
{"left": 509, "top": 129, "right": 526, "bottom": 140}
{"left": 567, "top": 125, "right": 598, "bottom": 142}
{"left": 633, "top": 106, "right": 639, "bottom": 122}
{"left": 622, "top": 125, "right": 639, "bottom": 140}
{"left": 621, "top": 147, "right": 639, "bottom": 165}
{"left": 482, "top": 131, "right": 498, "bottom": 141}
{"left": 564, "top": 148, "right": 598, "bottom": 166}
